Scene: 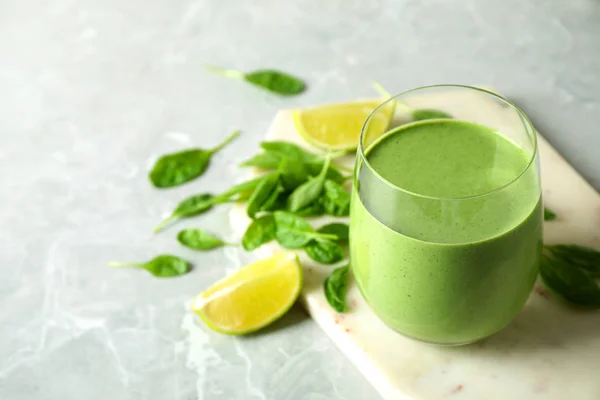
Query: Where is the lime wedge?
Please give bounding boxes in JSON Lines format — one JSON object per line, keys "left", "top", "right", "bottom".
{"left": 293, "top": 100, "right": 393, "bottom": 151}
{"left": 193, "top": 252, "right": 302, "bottom": 335}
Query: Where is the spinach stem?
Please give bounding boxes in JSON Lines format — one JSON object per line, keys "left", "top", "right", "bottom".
{"left": 154, "top": 188, "right": 248, "bottom": 234}
{"left": 210, "top": 130, "right": 241, "bottom": 154}
{"left": 372, "top": 81, "right": 392, "bottom": 98}
{"left": 107, "top": 261, "right": 141, "bottom": 268}
{"left": 153, "top": 215, "right": 178, "bottom": 234}
{"left": 318, "top": 153, "right": 332, "bottom": 178}
{"left": 204, "top": 65, "right": 245, "bottom": 80}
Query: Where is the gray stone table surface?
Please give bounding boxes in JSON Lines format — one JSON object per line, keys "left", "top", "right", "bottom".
{"left": 1, "top": 0, "right": 600, "bottom": 399}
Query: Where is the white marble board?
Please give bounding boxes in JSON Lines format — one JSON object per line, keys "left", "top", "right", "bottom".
{"left": 229, "top": 89, "right": 600, "bottom": 400}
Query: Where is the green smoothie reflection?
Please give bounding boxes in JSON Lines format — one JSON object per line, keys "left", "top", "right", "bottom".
{"left": 350, "top": 119, "right": 542, "bottom": 345}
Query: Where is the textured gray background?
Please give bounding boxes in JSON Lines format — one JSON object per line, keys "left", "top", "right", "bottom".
{"left": 1, "top": 0, "right": 599, "bottom": 399}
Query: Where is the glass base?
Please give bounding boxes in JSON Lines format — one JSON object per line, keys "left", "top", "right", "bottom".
{"left": 373, "top": 309, "right": 513, "bottom": 346}
{"left": 391, "top": 329, "right": 486, "bottom": 347}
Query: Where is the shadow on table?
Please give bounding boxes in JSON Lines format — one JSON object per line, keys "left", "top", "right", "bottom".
{"left": 449, "top": 285, "right": 600, "bottom": 356}
{"left": 245, "top": 303, "right": 310, "bottom": 338}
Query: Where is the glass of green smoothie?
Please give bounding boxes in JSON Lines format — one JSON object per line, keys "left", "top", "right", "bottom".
{"left": 351, "top": 85, "right": 542, "bottom": 345}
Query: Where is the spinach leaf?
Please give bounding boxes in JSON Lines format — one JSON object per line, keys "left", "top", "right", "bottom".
{"left": 219, "top": 176, "right": 264, "bottom": 200}
{"left": 154, "top": 193, "right": 216, "bottom": 233}
{"left": 273, "top": 153, "right": 311, "bottom": 191}
{"left": 412, "top": 109, "right": 453, "bottom": 121}
{"left": 307, "top": 160, "right": 348, "bottom": 184}
{"left": 240, "top": 151, "right": 283, "bottom": 170}
{"left": 205, "top": 66, "right": 305, "bottom": 95}
{"left": 318, "top": 223, "right": 349, "bottom": 243}
{"left": 258, "top": 142, "right": 314, "bottom": 189}
{"left": 295, "top": 198, "right": 325, "bottom": 216}
{"left": 240, "top": 149, "right": 311, "bottom": 189}
{"left": 149, "top": 130, "right": 240, "bottom": 188}
{"left": 545, "top": 244, "right": 600, "bottom": 276}
{"left": 540, "top": 252, "right": 600, "bottom": 308}
{"left": 305, "top": 240, "right": 345, "bottom": 264}
{"left": 280, "top": 162, "right": 310, "bottom": 191}
{"left": 259, "top": 193, "right": 287, "bottom": 212}
{"left": 154, "top": 176, "right": 264, "bottom": 233}
{"left": 322, "top": 179, "right": 350, "bottom": 217}
{"left": 173, "top": 193, "right": 214, "bottom": 214}
{"left": 287, "top": 154, "right": 331, "bottom": 212}
{"left": 544, "top": 207, "right": 557, "bottom": 221}
{"left": 259, "top": 181, "right": 283, "bottom": 212}
{"left": 242, "top": 214, "right": 277, "bottom": 251}
{"left": 108, "top": 255, "right": 190, "bottom": 278}
{"left": 273, "top": 211, "right": 316, "bottom": 248}
{"left": 240, "top": 142, "right": 346, "bottom": 187}
{"left": 177, "top": 228, "right": 228, "bottom": 250}
{"left": 260, "top": 141, "right": 319, "bottom": 163}
{"left": 247, "top": 172, "right": 280, "bottom": 218}
{"left": 245, "top": 70, "right": 306, "bottom": 95}
{"left": 273, "top": 211, "right": 336, "bottom": 249}
{"left": 324, "top": 264, "right": 350, "bottom": 312}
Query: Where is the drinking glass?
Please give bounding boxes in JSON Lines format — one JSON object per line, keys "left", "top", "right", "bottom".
{"left": 350, "top": 85, "right": 542, "bottom": 345}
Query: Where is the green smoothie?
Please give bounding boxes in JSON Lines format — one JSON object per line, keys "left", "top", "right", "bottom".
{"left": 351, "top": 119, "right": 542, "bottom": 345}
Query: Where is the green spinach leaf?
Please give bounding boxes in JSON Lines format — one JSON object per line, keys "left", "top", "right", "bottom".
{"left": 274, "top": 153, "right": 311, "bottom": 191}
{"left": 240, "top": 142, "right": 346, "bottom": 187}
{"left": 173, "top": 193, "right": 214, "bottom": 215}
{"left": 154, "top": 193, "right": 216, "bottom": 233}
{"left": 259, "top": 193, "right": 287, "bottom": 212}
{"left": 295, "top": 198, "right": 325, "bottom": 216}
{"left": 273, "top": 211, "right": 336, "bottom": 249}
{"left": 255, "top": 142, "right": 314, "bottom": 189}
{"left": 259, "top": 181, "right": 283, "bottom": 212}
{"left": 305, "top": 240, "right": 345, "bottom": 264}
{"left": 273, "top": 211, "right": 316, "bottom": 248}
{"left": 318, "top": 223, "right": 349, "bottom": 243}
{"left": 219, "top": 176, "right": 264, "bottom": 200}
{"left": 240, "top": 151, "right": 283, "bottom": 170}
{"left": 260, "top": 141, "right": 319, "bottom": 163}
{"left": 177, "top": 228, "right": 228, "bottom": 250}
{"left": 245, "top": 70, "right": 305, "bottom": 95}
{"left": 149, "top": 130, "right": 240, "bottom": 188}
{"left": 322, "top": 179, "right": 350, "bottom": 217}
{"left": 324, "top": 264, "right": 350, "bottom": 312}
{"left": 205, "top": 66, "right": 305, "bottom": 95}
{"left": 544, "top": 207, "right": 557, "bottom": 221}
{"left": 108, "top": 255, "right": 190, "bottom": 278}
{"left": 280, "top": 163, "right": 310, "bottom": 191}
{"left": 287, "top": 154, "right": 331, "bottom": 212}
{"left": 154, "top": 176, "right": 264, "bottom": 233}
{"left": 247, "top": 172, "right": 280, "bottom": 218}
{"left": 540, "top": 252, "right": 600, "bottom": 308}
{"left": 307, "top": 160, "right": 348, "bottom": 184}
{"left": 242, "top": 214, "right": 277, "bottom": 251}
{"left": 545, "top": 244, "right": 600, "bottom": 276}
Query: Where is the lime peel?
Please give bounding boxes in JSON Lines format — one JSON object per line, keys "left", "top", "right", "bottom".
{"left": 193, "top": 252, "right": 303, "bottom": 335}
{"left": 293, "top": 100, "right": 394, "bottom": 151}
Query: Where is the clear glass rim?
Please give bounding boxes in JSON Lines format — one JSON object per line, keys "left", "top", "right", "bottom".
{"left": 357, "top": 84, "right": 538, "bottom": 201}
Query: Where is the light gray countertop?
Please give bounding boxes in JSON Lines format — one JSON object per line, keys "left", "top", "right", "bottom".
{"left": 1, "top": 0, "right": 600, "bottom": 399}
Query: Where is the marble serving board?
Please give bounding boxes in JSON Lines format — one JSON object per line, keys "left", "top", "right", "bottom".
{"left": 229, "top": 88, "right": 600, "bottom": 400}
